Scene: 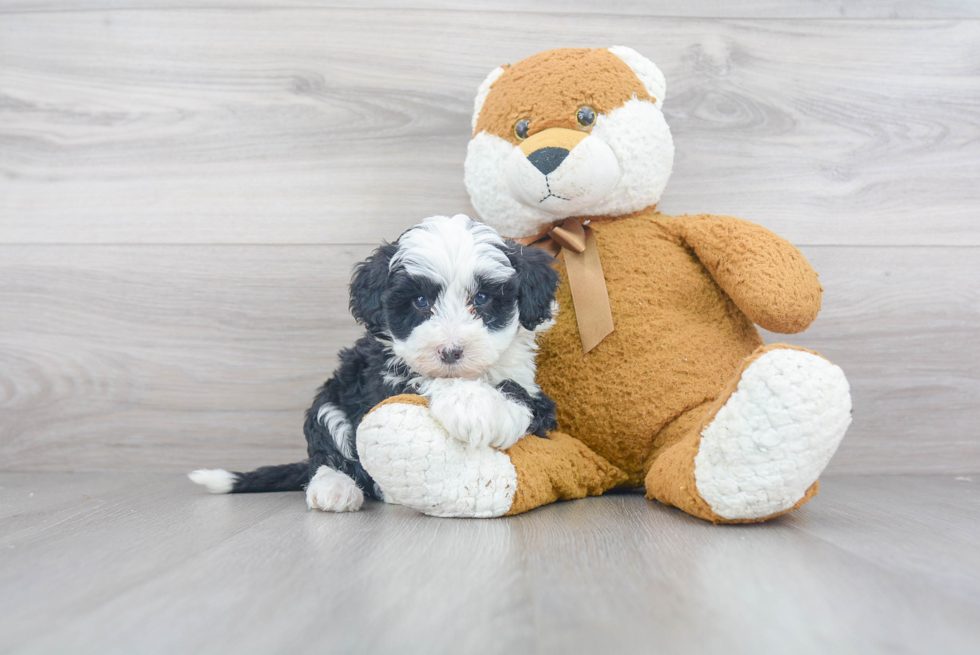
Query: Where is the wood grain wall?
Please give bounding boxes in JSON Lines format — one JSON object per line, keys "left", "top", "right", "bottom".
{"left": 1, "top": 3, "right": 978, "bottom": 473}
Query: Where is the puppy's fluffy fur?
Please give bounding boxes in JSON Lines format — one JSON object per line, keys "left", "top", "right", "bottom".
{"left": 190, "top": 215, "right": 559, "bottom": 512}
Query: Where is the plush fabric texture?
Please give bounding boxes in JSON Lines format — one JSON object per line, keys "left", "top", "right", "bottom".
{"left": 693, "top": 346, "right": 851, "bottom": 520}
{"left": 606, "top": 46, "right": 666, "bottom": 108}
{"left": 367, "top": 393, "right": 430, "bottom": 413}
{"left": 529, "top": 208, "right": 846, "bottom": 522}
{"left": 464, "top": 48, "right": 674, "bottom": 237}
{"left": 538, "top": 209, "right": 805, "bottom": 483}
{"left": 669, "top": 214, "right": 823, "bottom": 334}
{"left": 645, "top": 344, "right": 849, "bottom": 523}
{"left": 474, "top": 47, "right": 652, "bottom": 143}
{"left": 504, "top": 431, "right": 628, "bottom": 516}
{"left": 357, "top": 396, "right": 519, "bottom": 518}
{"left": 472, "top": 66, "right": 505, "bottom": 132}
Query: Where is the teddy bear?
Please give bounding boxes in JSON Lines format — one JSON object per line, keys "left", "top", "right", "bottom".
{"left": 356, "top": 46, "right": 852, "bottom": 523}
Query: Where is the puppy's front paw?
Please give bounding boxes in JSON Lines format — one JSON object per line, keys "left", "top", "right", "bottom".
{"left": 306, "top": 466, "right": 364, "bottom": 512}
{"left": 428, "top": 380, "right": 531, "bottom": 450}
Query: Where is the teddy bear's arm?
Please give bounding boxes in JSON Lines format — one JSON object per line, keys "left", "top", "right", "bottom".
{"left": 669, "top": 214, "right": 823, "bottom": 334}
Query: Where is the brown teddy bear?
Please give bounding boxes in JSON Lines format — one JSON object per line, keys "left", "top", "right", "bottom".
{"left": 357, "top": 47, "right": 852, "bottom": 523}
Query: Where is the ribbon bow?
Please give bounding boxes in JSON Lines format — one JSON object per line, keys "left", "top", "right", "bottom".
{"left": 515, "top": 217, "right": 614, "bottom": 353}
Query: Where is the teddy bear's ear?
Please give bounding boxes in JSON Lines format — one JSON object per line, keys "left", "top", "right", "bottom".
{"left": 472, "top": 65, "right": 508, "bottom": 133}
{"left": 608, "top": 46, "right": 666, "bottom": 109}
{"left": 349, "top": 241, "right": 398, "bottom": 335}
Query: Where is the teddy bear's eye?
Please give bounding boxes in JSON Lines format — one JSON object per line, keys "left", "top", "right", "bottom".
{"left": 577, "top": 106, "right": 596, "bottom": 128}
{"left": 514, "top": 119, "right": 530, "bottom": 140}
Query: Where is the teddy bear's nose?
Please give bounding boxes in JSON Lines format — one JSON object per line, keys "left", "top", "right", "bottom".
{"left": 527, "top": 147, "right": 569, "bottom": 175}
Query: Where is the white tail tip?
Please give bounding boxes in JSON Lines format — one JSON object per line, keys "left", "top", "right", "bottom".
{"left": 188, "top": 469, "right": 238, "bottom": 494}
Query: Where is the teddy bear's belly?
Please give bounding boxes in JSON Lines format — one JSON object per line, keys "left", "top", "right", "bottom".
{"left": 535, "top": 215, "right": 764, "bottom": 483}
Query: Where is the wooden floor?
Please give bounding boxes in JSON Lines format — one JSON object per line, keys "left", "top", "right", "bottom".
{"left": 1, "top": 472, "right": 978, "bottom": 655}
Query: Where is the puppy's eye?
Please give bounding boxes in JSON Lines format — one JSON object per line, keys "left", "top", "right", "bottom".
{"left": 576, "top": 106, "right": 596, "bottom": 128}
{"left": 472, "top": 292, "right": 490, "bottom": 307}
{"left": 514, "top": 119, "right": 530, "bottom": 141}
{"left": 412, "top": 295, "right": 430, "bottom": 309}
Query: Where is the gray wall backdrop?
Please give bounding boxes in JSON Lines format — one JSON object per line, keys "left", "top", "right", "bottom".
{"left": 1, "top": 2, "right": 978, "bottom": 474}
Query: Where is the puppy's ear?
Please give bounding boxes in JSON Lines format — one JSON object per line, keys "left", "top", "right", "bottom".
{"left": 349, "top": 242, "right": 397, "bottom": 333}
{"left": 503, "top": 241, "right": 560, "bottom": 331}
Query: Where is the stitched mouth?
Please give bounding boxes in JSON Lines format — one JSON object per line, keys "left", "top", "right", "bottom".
{"left": 539, "top": 177, "right": 570, "bottom": 203}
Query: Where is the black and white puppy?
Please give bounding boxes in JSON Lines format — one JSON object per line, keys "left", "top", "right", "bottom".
{"left": 190, "top": 214, "right": 559, "bottom": 512}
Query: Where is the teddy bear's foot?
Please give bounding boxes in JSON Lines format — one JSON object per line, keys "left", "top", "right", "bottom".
{"left": 356, "top": 395, "right": 519, "bottom": 518}
{"left": 357, "top": 395, "right": 628, "bottom": 518}
{"left": 647, "top": 345, "right": 851, "bottom": 523}
{"left": 693, "top": 347, "right": 851, "bottom": 520}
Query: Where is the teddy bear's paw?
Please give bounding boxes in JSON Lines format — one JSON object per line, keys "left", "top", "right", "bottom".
{"left": 693, "top": 348, "right": 852, "bottom": 521}
{"left": 356, "top": 401, "right": 518, "bottom": 518}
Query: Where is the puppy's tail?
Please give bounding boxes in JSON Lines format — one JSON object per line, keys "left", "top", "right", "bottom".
{"left": 189, "top": 461, "right": 309, "bottom": 494}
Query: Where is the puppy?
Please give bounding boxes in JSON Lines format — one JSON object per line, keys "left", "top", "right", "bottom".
{"left": 190, "top": 214, "right": 560, "bottom": 512}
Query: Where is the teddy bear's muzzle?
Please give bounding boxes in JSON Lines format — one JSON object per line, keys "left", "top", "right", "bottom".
{"left": 506, "top": 127, "right": 621, "bottom": 216}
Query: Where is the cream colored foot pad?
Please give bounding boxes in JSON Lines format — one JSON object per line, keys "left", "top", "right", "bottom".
{"left": 694, "top": 349, "right": 852, "bottom": 520}
{"left": 357, "top": 402, "right": 517, "bottom": 518}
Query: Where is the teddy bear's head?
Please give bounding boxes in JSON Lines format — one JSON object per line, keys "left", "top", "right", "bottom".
{"left": 464, "top": 47, "right": 674, "bottom": 239}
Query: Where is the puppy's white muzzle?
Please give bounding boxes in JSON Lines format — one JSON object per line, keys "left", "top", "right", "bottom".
{"left": 505, "top": 129, "right": 622, "bottom": 217}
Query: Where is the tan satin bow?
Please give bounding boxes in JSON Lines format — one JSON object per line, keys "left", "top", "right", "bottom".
{"left": 515, "top": 217, "right": 614, "bottom": 353}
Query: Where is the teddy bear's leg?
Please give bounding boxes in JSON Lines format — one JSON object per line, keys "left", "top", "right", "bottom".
{"left": 644, "top": 344, "right": 851, "bottom": 524}
{"left": 357, "top": 395, "right": 627, "bottom": 518}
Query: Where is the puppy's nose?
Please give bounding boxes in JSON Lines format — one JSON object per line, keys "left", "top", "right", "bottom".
{"left": 527, "top": 147, "right": 569, "bottom": 175}
{"left": 439, "top": 347, "right": 463, "bottom": 364}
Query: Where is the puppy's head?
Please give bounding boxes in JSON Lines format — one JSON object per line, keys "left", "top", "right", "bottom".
{"left": 350, "top": 215, "right": 558, "bottom": 379}
{"left": 465, "top": 47, "right": 674, "bottom": 238}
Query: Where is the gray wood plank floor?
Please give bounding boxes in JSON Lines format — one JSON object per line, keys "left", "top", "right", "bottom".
{"left": 1, "top": 472, "right": 978, "bottom": 654}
